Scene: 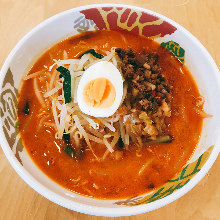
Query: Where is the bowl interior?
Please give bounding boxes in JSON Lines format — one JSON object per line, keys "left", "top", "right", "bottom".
{"left": 0, "top": 4, "right": 220, "bottom": 216}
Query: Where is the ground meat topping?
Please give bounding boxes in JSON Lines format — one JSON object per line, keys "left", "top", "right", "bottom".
{"left": 115, "top": 48, "right": 172, "bottom": 114}
{"left": 115, "top": 47, "right": 172, "bottom": 139}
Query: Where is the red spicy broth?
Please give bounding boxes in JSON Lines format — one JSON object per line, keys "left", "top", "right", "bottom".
{"left": 17, "top": 30, "right": 203, "bottom": 199}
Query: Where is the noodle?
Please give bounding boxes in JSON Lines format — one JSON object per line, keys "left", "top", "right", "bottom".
{"left": 33, "top": 78, "right": 46, "bottom": 107}
{"left": 52, "top": 100, "right": 60, "bottom": 132}
{"left": 103, "top": 138, "right": 114, "bottom": 153}
{"left": 73, "top": 115, "right": 99, "bottom": 160}
{"left": 44, "top": 83, "right": 62, "bottom": 98}
{"left": 23, "top": 70, "right": 44, "bottom": 80}
{"left": 98, "top": 118, "right": 116, "bottom": 132}
{"left": 63, "top": 50, "right": 68, "bottom": 60}
{"left": 138, "top": 159, "right": 153, "bottom": 175}
{"left": 49, "top": 68, "right": 59, "bottom": 90}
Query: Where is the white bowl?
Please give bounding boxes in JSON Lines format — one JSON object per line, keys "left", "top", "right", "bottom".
{"left": 0, "top": 4, "right": 220, "bottom": 217}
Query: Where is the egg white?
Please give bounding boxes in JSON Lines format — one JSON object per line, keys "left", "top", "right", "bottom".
{"left": 77, "top": 61, "right": 123, "bottom": 117}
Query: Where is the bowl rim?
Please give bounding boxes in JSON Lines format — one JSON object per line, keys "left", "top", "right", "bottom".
{"left": 0, "top": 3, "right": 220, "bottom": 217}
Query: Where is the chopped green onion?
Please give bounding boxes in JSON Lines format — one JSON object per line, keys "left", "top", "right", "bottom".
{"left": 79, "top": 49, "right": 104, "bottom": 59}
{"left": 15, "top": 121, "right": 20, "bottom": 128}
{"left": 64, "top": 146, "right": 75, "bottom": 158}
{"left": 56, "top": 66, "right": 72, "bottom": 103}
{"left": 23, "top": 101, "right": 30, "bottom": 115}
{"left": 148, "top": 183, "right": 155, "bottom": 189}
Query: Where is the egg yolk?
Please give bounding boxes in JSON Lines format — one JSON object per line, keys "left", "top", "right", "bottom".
{"left": 83, "top": 78, "right": 116, "bottom": 108}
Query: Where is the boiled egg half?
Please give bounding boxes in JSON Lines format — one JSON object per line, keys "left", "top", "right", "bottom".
{"left": 77, "top": 61, "right": 123, "bottom": 117}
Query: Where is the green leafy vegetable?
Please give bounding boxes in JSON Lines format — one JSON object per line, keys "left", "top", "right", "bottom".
{"left": 63, "top": 131, "right": 70, "bottom": 143}
{"left": 146, "top": 135, "right": 173, "bottom": 145}
{"left": 56, "top": 66, "right": 72, "bottom": 103}
{"left": 64, "top": 146, "right": 75, "bottom": 158}
{"left": 118, "top": 136, "right": 124, "bottom": 148}
{"left": 79, "top": 49, "right": 104, "bottom": 59}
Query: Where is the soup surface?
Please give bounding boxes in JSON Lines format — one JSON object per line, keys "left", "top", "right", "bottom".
{"left": 17, "top": 30, "right": 203, "bottom": 199}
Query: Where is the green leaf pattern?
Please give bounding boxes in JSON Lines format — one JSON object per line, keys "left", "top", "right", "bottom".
{"left": 161, "top": 41, "right": 185, "bottom": 63}
{"left": 114, "top": 146, "right": 213, "bottom": 206}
